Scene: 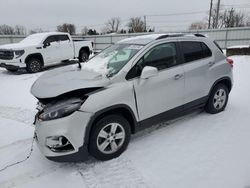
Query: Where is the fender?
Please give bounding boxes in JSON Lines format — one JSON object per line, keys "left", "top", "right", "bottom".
{"left": 208, "top": 76, "right": 232, "bottom": 97}
{"left": 25, "top": 53, "right": 44, "bottom": 65}
{"left": 83, "top": 104, "right": 138, "bottom": 145}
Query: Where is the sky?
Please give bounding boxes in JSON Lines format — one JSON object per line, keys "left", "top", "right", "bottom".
{"left": 0, "top": 0, "right": 250, "bottom": 33}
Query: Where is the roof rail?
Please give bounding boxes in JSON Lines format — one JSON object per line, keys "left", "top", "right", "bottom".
{"left": 156, "top": 34, "right": 185, "bottom": 40}
{"left": 155, "top": 33, "right": 207, "bottom": 40}
{"left": 193, "top": 33, "right": 206, "bottom": 37}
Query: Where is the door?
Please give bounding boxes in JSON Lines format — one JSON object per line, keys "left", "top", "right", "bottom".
{"left": 42, "top": 35, "right": 61, "bottom": 64}
{"left": 57, "top": 34, "right": 74, "bottom": 60}
{"left": 130, "top": 42, "right": 185, "bottom": 121}
{"left": 180, "top": 41, "right": 214, "bottom": 104}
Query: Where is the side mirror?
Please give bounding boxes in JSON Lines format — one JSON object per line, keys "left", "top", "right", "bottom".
{"left": 43, "top": 42, "right": 50, "bottom": 48}
{"left": 140, "top": 66, "right": 158, "bottom": 79}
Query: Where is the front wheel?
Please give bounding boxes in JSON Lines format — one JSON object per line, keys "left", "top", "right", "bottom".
{"left": 26, "top": 58, "right": 43, "bottom": 73}
{"left": 205, "top": 84, "right": 229, "bottom": 114}
{"left": 79, "top": 50, "right": 89, "bottom": 62}
{"left": 89, "top": 115, "right": 131, "bottom": 161}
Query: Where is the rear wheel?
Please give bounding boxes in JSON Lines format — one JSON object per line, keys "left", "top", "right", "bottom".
{"left": 79, "top": 50, "right": 89, "bottom": 62}
{"left": 89, "top": 115, "right": 131, "bottom": 161}
{"left": 205, "top": 84, "right": 229, "bottom": 114}
{"left": 26, "top": 58, "right": 43, "bottom": 73}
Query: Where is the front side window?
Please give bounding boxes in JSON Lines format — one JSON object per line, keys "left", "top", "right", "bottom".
{"left": 126, "top": 43, "right": 178, "bottom": 79}
{"left": 83, "top": 44, "right": 143, "bottom": 77}
{"left": 44, "top": 35, "right": 57, "bottom": 44}
{"left": 201, "top": 42, "right": 212, "bottom": 58}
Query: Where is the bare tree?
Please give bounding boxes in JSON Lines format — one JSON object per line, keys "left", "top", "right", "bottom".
{"left": 189, "top": 21, "right": 208, "bottom": 30}
{"left": 0, "top": 24, "right": 15, "bottom": 35}
{"left": 222, "top": 8, "right": 247, "bottom": 28}
{"left": 57, "top": 23, "right": 76, "bottom": 35}
{"left": 104, "top": 17, "right": 121, "bottom": 33}
{"left": 127, "top": 17, "right": 145, "bottom": 33}
{"left": 82, "top": 26, "right": 88, "bottom": 35}
{"left": 14, "top": 25, "right": 26, "bottom": 35}
{"left": 207, "top": 4, "right": 249, "bottom": 28}
{"left": 29, "top": 28, "right": 44, "bottom": 34}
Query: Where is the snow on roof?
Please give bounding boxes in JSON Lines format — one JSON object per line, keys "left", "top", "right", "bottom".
{"left": 227, "top": 45, "right": 250, "bottom": 49}
{"left": 118, "top": 33, "right": 188, "bottom": 45}
{"left": 19, "top": 32, "right": 68, "bottom": 45}
{"left": 118, "top": 34, "right": 169, "bottom": 45}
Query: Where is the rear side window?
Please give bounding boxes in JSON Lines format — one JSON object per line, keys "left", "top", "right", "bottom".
{"left": 58, "top": 35, "right": 70, "bottom": 42}
{"left": 201, "top": 42, "right": 212, "bottom": 58}
{"left": 181, "top": 41, "right": 204, "bottom": 63}
{"left": 181, "top": 41, "right": 212, "bottom": 63}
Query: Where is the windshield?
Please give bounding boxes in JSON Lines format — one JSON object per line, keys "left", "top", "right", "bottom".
{"left": 82, "top": 43, "right": 143, "bottom": 77}
{"left": 19, "top": 33, "right": 45, "bottom": 45}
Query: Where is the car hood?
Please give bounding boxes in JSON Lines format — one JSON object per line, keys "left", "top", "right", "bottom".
{"left": 0, "top": 43, "right": 36, "bottom": 50}
{"left": 31, "top": 65, "right": 110, "bottom": 99}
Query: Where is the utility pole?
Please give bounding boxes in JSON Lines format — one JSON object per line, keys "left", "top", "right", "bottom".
{"left": 215, "top": 0, "right": 221, "bottom": 28}
{"left": 144, "top": 15, "right": 147, "bottom": 32}
{"left": 208, "top": 0, "right": 213, "bottom": 29}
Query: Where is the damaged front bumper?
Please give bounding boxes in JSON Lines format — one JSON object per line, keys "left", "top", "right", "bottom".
{"left": 34, "top": 110, "right": 93, "bottom": 162}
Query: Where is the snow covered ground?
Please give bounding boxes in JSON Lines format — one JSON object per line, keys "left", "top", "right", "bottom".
{"left": 0, "top": 56, "right": 250, "bottom": 188}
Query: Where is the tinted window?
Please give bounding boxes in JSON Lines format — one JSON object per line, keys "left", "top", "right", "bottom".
{"left": 181, "top": 41, "right": 204, "bottom": 63}
{"left": 201, "top": 42, "right": 212, "bottom": 58}
{"left": 44, "top": 36, "right": 57, "bottom": 44}
{"left": 58, "top": 35, "right": 70, "bottom": 42}
{"left": 126, "top": 43, "right": 178, "bottom": 79}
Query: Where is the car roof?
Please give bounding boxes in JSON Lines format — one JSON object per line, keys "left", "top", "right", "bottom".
{"left": 118, "top": 33, "right": 207, "bottom": 45}
{"left": 30, "top": 32, "right": 68, "bottom": 38}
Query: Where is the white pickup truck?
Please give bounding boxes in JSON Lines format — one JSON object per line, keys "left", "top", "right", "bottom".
{"left": 0, "top": 32, "right": 93, "bottom": 73}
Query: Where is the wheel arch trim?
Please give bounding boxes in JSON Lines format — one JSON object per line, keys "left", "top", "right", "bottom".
{"left": 25, "top": 53, "right": 44, "bottom": 66}
{"left": 83, "top": 104, "right": 138, "bottom": 146}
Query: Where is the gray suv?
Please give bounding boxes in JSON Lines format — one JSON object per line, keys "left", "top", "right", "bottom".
{"left": 31, "top": 33, "right": 233, "bottom": 162}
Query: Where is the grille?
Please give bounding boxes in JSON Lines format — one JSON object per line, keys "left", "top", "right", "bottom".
{"left": 0, "top": 50, "right": 14, "bottom": 60}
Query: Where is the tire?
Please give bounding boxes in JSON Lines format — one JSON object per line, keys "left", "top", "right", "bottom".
{"left": 205, "top": 83, "right": 229, "bottom": 114}
{"left": 79, "top": 50, "right": 89, "bottom": 62}
{"left": 6, "top": 68, "right": 18, "bottom": 72}
{"left": 26, "top": 58, "right": 43, "bottom": 73}
{"left": 89, "top": 115, "right": 131, "bottom": 161}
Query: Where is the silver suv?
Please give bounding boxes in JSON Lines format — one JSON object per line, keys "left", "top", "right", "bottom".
{"left": 31, "top": 33, "right": 233, "bottom": 162}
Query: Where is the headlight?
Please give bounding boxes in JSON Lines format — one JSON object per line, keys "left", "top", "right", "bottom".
{"left": 38, "top": 98, "right": 85, "bottom": 121}
{"left": 15, "top": 50, "right": 25, "bottom": 58}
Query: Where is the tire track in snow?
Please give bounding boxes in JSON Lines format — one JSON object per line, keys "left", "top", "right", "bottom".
{"left": 0, "top": 106, "right": 35, "bottom": 125}
{"left": 0, "top": 162, "right": 75, "bottom": 188}
{"left": 77, "top": 158, "right": 150, "bottom": 188}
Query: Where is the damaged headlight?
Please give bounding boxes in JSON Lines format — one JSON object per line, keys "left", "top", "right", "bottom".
{"left": 38, "top": 98, "right": 85, "bottom": 121}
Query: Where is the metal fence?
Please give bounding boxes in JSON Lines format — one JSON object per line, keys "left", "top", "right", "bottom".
{"left": 1, "top": 27, "right": 250, "bottom": 50}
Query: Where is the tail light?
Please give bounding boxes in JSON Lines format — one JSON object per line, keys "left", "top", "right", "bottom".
{"left": 227, "top": 58, "right": 234, "bottom": 68}
{"left": 91, "top": 42, "right": 94, "bottom": 48}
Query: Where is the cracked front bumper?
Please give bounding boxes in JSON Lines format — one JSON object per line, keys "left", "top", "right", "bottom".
{"left": 34, "top": 110, "right": 93, "bottom": 162}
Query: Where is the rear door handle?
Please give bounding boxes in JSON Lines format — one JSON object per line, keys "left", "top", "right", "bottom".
{"left": 208, "top": 61, "right": 215, "bottom": 67}
{"left": 174, "top": 74, "right": 183, "bottom": 80}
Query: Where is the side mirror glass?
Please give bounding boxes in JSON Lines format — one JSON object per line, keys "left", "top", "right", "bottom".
{"left": 140, "top": 66, "right": 158, "bottom": 79}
